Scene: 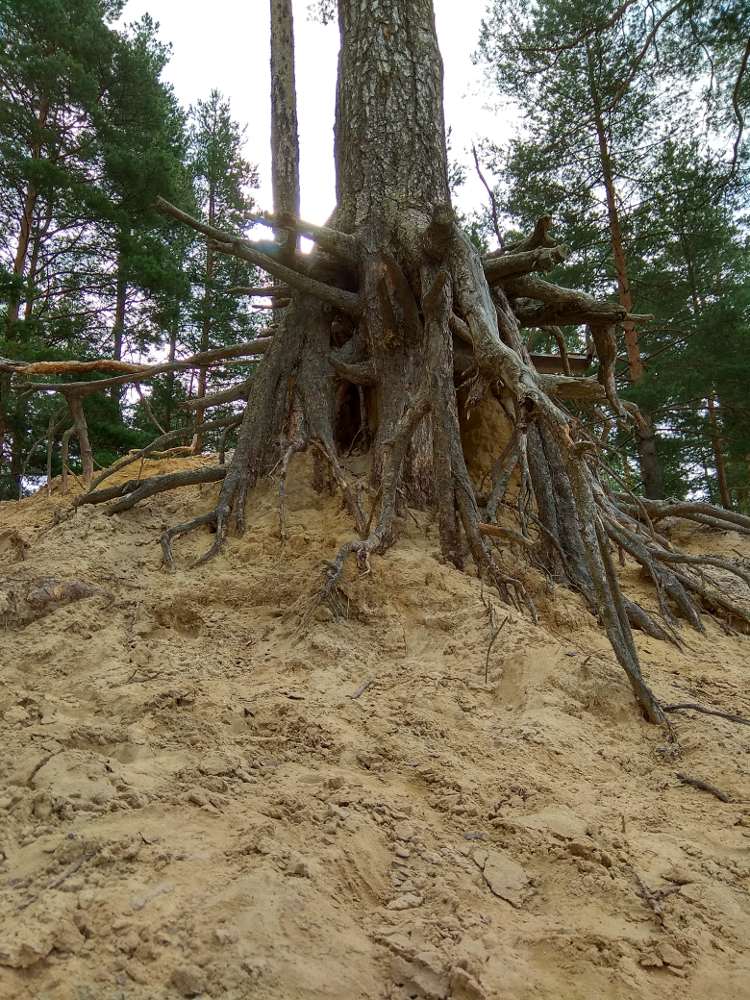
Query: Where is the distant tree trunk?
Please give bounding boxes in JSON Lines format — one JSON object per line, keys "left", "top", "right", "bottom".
{"left": 23, "top": 202, "right": 46, "bottom": 323}
{"left": 707, "top": 394, "right": 731, "bottom": 509}
{"left": 5, "top": 90, "right": 49, "bottom": 336}
{"left": 112, "top": 261, "right": 127, "bottom": 363}
{"left": 194, "top": 193, "right": 215, "bottom": 453}
{"left": 165, "top": 316, "right": 178, "bottom": 432}
{"left": 5, "top": 183, "right": 39, "bottom": 335}
{"left": 586, "top": 40, "right": 664, "bottom": 500}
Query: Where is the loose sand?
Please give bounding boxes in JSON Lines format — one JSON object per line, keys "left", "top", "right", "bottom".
{"left": 1, "top": 454, "right": 749, "bottom": 999}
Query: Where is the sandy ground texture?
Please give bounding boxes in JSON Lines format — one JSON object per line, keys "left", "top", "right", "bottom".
{"left": 1, "top": 452, "right": 750, "bottom": 1000}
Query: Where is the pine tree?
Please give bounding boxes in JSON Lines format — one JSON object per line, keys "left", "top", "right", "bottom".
{"left": 0, "top": 0, "right": 190, "bottom": 494}
{"left": 185, "top": 90, "right": 262, "bottom": 451}
{"left": 14, "top": 0, "right": 750, "bottom": 729}
{"left": 478, "top": 0, "right": 750, "bottom": 500}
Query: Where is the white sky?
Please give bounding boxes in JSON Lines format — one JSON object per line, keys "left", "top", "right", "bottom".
{"left": 119, "top": 0, "right": 509, "bottom": 226}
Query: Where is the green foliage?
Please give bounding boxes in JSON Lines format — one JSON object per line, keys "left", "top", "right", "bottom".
{"left": 478, "top": 0, "right": 750, "bottom": 504}
{"left": 0, "top": 3, "right": 267, "bottom": 494}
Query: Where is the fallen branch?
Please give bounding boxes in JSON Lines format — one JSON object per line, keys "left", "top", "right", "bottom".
{"left": 478, "top": 522, "right": 535, "bottom": 549}
{"left": 21, "top": 339, "right": 272, "bottom": 397}
{"left": 18, "top": 852, "right": 96, "bottom": 912}
{"left": 80, "top": 415, "right": 242, "bottom": 496}
{"left": 1, "top": 357, "right": 149, "bottom": 376}
{"left": 663, "top": 703, "right": 750, "bottom": 727}
{"left": 485, "top": 609, "right": 509, "bottom": 683}
{"left": 348, "top": 679, "right": 373, "bottom": 700}
{"left": 676, "top": 772, "right": 732, "bottom": 802}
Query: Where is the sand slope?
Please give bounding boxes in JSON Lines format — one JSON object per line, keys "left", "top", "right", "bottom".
{"left": 1, "top": 455, "right": 749, "bottom": 1000}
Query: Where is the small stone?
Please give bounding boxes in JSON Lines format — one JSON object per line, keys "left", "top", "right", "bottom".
{"left": 387, "top": 892, "right": 424, "bottom": 911}
{"left": 395, "top": 846, "right": 411, "bottom": 859}
{"left": 393, "top": 821, "right": 416, "bottom": 842}
{"left": 639, "top": 952, "right": 663, "bottom": 968}
{"left": 473, "top": 849, "right": 489, "bottom": 870}
{"left": 3, "top": 705, "right": 29, "bottom": 724}
{"left": 450, "top": 966, "right": 486, "bottom": 1000}
{"left": 215, "top": 926, "right": 240, "bottom": 946}
{"left": 53, "top": 921, "right": 85, "bottom": 955}
{"left": 125, "top": 959, "right": 149, "bottom": 984}
{"left": 187, "top": 788, "right": 209, "bottom": 807}
{"left": 661, "top": 865, "right": 694, "bottom": 885}
{"left": 477, "top": 850, "right": 530, "bottom": 907}
{"left": 421, "top": 850, "right": 443, "bottom": 866}
{"left": 657, "top": 942, "right": 685, "bottom": 968}
{"left": 171, "top": 963, "right": 208, "bottom": 996}
{"left": 255, "top": 836, "right": 283, "bottom": 856}
{"left": 390, "top": 951, "right": 449, "bottom": 1000}
{"left": 199, "top": 752, "right": 234, "bottom": 776}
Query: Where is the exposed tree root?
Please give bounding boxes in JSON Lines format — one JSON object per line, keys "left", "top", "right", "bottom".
{"left": 94, "top": 198, "right": 747, "bottom": 728}
{"left": 663, "top": 703, "right": 750, "bottom": 727}
{"left": 79, "top": 466, "right": 227, "bottom": 515}
{"left": 80, "top": 415, "right": 242, "bottom": 497}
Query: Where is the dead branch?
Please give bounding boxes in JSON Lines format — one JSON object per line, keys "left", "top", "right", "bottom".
{"left": 663, "top": 703, "right": 750, "bottom": 728}
{"left": 227, "top": 284, "right": 290, "bottom": 297}
{"left": 155, "top": 197, "right": 363, "bottom": 316}
{"left": 348, "top": 679, "right": 373, "bottom": 700}
{"left": 2, "top": 358, "right": 150, "bottom": 376}
{"left": 179, "top": 379, "right": 253, "bottom": 410}
{"left": 486, "top": 215, "right": 556, "bottom": 257}
{"left": 80, "top": 415, "right": 243, "bottom": 496}
{"left": 472, "top": 145, "right": 504, "bottom": 248}
{"left": 478, "top": 522, "right": 535, "bottom": 549}
{"left": 676, "top": 772, "right": 732, "bottom": 803}
{"left": 20, "top": 338, "right": 273, "bottom": 397}
{"left": 620, "top": 497, "right": 750, "bottom": 535}
{"left": 506, "top": 274, "right": 629, "bottom": 326}
{"left": 247, "top": 209, "right": 360, "bottom": 267}
{"left": 651, "top": 548, "right": 750, "bottom": 589}
{"left": 484, "top": 244, "right": 572, "bottom": 283}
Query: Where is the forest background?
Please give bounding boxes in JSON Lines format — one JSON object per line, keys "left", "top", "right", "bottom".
{"left": 0, "top": 0, "right": 748, "bottom": 507}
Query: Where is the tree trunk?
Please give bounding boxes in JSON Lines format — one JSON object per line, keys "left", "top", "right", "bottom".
{"left": 707, "top": 394, "right": 731, "bottom": 509}
{"left": 5, "top": 89, "right": 49, "bottom": 336}
{"left": 5, "top": 183, "right": 39, "bottom": 336}
{"left": 586, "top": 40, "right": 664, "bottom": 500}
{"left": 194, "top": 194, "right": 215, "bottom": 453}
{"left": 270, "top": 0, "right": 301, "bottom": 266}
{"left": 165, "top": 316, "right": 178, "bottom": 432}
{"left": 154, "top": 0, "right": 682, "bottom": 725}
{"left": 112, "top": 262, "right": 127, "bottom": 363}
{"left": 110, "top": 253, "right": 128, "bottom": 405}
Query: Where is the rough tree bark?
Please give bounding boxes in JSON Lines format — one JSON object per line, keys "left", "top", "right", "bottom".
{"left": 270, "top": 0, "right": 301, "bottom": 264}
{"left": 69, "top": 0, "right": 750, "bottom": 727}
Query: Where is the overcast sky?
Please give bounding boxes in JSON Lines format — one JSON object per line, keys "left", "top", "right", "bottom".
{"left": 119, "top": 0, "right": 509, "bottom": 226}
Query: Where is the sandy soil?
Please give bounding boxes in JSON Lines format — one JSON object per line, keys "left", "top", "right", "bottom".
{"left": 1, "top": 453, "right": 749, "bottom": 1000}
